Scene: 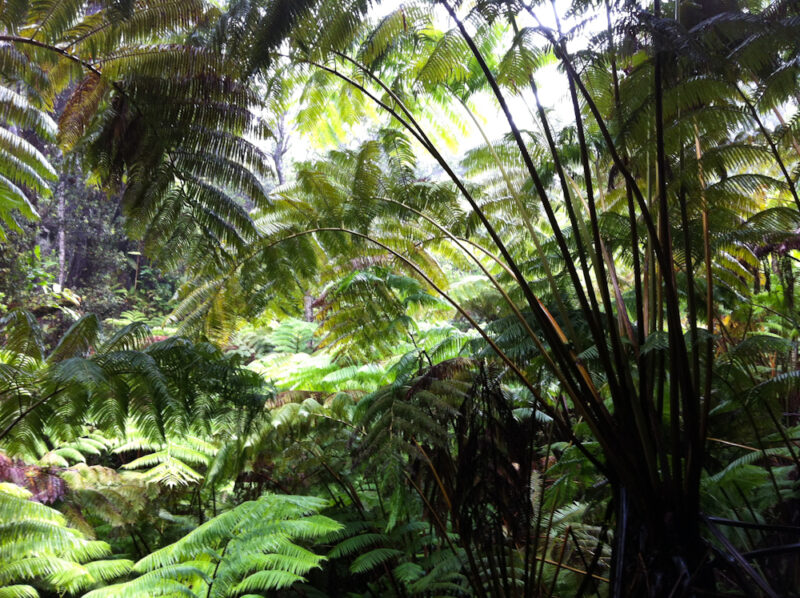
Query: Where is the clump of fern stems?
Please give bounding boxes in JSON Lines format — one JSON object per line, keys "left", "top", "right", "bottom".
{"left": 176, "top": 0, "right": 800, "bottom": 595}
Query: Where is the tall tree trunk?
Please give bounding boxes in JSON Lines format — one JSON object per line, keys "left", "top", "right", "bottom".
{"left": 613, "top": 486, "right": 714, "bottom": 597}
{"left": 272, "top": 112, "right": 290, "bottom": 186}
{"left": 303, "top": 293, "right": 314, "bottom": 322}
{"left": 56, "top": 183, "right": 66, "bottom": 288}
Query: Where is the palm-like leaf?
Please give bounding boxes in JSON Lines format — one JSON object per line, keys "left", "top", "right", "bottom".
{"left": 0, "top": 310, "right": 271, "bottom": 460}
{"left": 0, "top": 0, "right": 271, "bottom": 259}
{"left": 0, "top": 481, "right": 132, "bottom": 596}
{"left": 85, "top": 493, "right": 340, "bottom": 598}
{"left": 0, "top": 85, "right": 57, "bottom": 239}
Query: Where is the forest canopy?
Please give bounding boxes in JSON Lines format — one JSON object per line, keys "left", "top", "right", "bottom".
{"left": 2, "top": 0, "right": 800, "bottom": 596}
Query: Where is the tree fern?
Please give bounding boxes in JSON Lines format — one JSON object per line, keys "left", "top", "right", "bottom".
{"left": 115, "top": 427, "right": 217, "bottom": 487}
{"left": 0, "top": 310, "right": 270, "bottom": 460}
{"left": 0, "top": 85, "right": 57, "bottom": 239}
{"left": 85, "top": 493, "right": 341, "bottom": 598}
{"left": 267, "top": 317, "right": 317, "bottom": 354}
{"left": 0, "top": 481, "right": 132, "bottom": 596}
{"left": 0, "top": 0, "right": 271, "bottom": 263}
{"left": 171, "top": 137, "right": 457, "bottom": 346}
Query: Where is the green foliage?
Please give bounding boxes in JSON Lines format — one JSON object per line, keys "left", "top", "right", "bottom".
{"left": 0, "top": 86, "right": 57, "bottom": 239}
{"left": 115, "top": 429, "right": 216, "bottom": 488}
{"left": 0, "top": 0, "right": 272, "bottom": 281}
{"left": 171, "top": 134, "right": 456, "bottom": 345}
{"left": 268, "top": 317, "right": 317, "bottom": 354}
{"left": 85, "top": 494, "right": 341, "bottom": 598}
{"left": 0, "top": 481, "right": 132, "bottom": 596}
{"left": 3, "top": 1, "right": 800, "bottom": 597}
{"left": 0, "top": 309, "right": 272, "bottom": 460}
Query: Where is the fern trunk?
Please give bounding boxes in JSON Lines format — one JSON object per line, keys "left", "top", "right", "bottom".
{"left": 611, "top": 486, "right": 714, "bottom": 597}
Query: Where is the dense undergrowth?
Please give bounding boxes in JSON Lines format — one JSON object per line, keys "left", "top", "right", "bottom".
{"left": 2, "top": 0, "right": 800, "bottom": 596}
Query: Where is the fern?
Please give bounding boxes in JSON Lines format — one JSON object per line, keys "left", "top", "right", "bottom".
{"left": 1, "top": 0, "right": 270, "bottom": 262}
{"left": 0, "top": 310, "right": 270, "bottom": 462}
{"left": 116, "top": 429, "right": 217, "bottom": 487}
{"left": 0, "top": 482, "right": 132, "bottom": 596}
{"left": 86, "top": 494, "right": 341, "bottom": 598}
{"left": 268, "top": 318, "right": 318, "bottom": 354}
{"left": 0, "top": 84, "right": 56, "bottom": 239}
{"left": 350, "top": 547, "right": 404, "bottom": 574}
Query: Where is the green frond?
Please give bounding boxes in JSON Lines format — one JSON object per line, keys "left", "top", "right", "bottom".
{"left": 0, "top": 586, "right": 39, "bottom": 598}
{"left": 247, "top": 0, "right": 323, "bottom": 72}
{"left": 124, "top": 454, "right": 204, "bottom": 487}
{"left": 23, "top": 0, "right": 85, "bottom": 43}
{"left": 350, "top": 547, "right": 404, "bottom": 574}
{"left": 99, "top": 322, "right": 153, "bottom": 353}
{"left": 65, "top": 0, "right": 206, "bottom": 56}
{"left": 0, "top": 126, "right": 55, "bottom": 181}
{"left": 0, "top": 482, "right": 130, "bottom": 595}
{"left": 0, "top": 174, "right": 39, "bottom": 226}
{"left": 99, "top": 494, "right": 340, "bottom": 598}
{"left": 0, "top": 85, "right": 56, "bottom": 138}
{"left": 0, "top": 145, "right": 53, "bottom": 204}
{"left": 0, "top": 0, "right": 273, "bottom": 259}
{"left": 46, "top": 314, "right": 101, "bottom": 363}
{"left": 414, "top": 29, "right": 472, "bottom": 90}
{"left": 268, "top": 318, "right": 318, "bottom": 354}
{"left": 0, "top": 309, "right": 46, "bottom": 361}
{"left": 328, "top": 532, "right": 387, "bottom": 559}
{"left": 96, "top": 44, "right": 227, "bottom": 80}
{"left": 357, "top": 4, "right": 429, "bottom": 67}
{"left": 233, "top": 570, "right": 305, "bottom": 593}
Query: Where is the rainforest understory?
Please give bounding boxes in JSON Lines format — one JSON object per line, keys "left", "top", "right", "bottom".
{"left": 2, "top": 0, "right": 800, "bottom": 596}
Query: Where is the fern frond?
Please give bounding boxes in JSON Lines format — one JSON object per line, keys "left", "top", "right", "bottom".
{"left": 0, "top": 482, "right": 131, "bottom": 594}
{"left": 97, "top": 494, "right": 340, "bottom": 598}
